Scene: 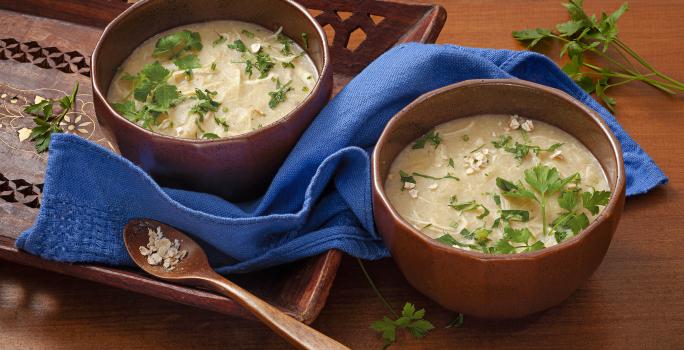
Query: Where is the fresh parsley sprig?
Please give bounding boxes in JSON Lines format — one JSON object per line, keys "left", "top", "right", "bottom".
{"left": 357, "top": 259, "right": 435, "bottom": 349}
{"left": 23, "top": 82, "right": 79, "bottom": 153}
{"left": 513, "top": 1, "right": 684, "bottom": 111}
{"left": 371, "top": 303, "right": 436, "bottom": 349}
{"left": 497, "top": 165, "right": 579, "bottom": 236}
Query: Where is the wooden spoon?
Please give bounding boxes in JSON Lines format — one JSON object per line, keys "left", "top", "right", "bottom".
{"left": 123, "top": 219, "right": 348, "bottom": 350}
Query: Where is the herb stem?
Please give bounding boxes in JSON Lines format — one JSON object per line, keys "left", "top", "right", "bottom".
{"left": 614, "top": 38, "right": 684, "bottom": 89}
{"left": 540, "top": 194, "right": 548, "bottom": 237}
{"left": 356, "top": 258, "right": 398, "bottom": 318}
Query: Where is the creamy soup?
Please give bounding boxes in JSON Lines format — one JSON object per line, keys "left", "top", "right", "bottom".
{"left": 385, "top": 115, "right": 611, "bottom": 254}
{"left": 107, "top": 21, "right": 318, "bottom": 139}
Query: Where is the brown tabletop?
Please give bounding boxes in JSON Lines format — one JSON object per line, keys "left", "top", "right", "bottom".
{"left": 1, "top": 0, "right": 683, "bottom": 349}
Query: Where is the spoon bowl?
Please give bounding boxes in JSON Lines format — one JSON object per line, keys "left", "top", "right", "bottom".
{"left": 123, "top": 218, "right": 348, "bottom": 350}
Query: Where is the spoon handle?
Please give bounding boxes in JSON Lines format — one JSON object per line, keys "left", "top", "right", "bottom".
{"left": 200, "top": 272, "right": 349, "bottom": 350}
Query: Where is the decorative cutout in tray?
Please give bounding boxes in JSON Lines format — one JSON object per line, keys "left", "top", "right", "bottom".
{"left": 0, "top": 0, "right": 445, "bottom": 323}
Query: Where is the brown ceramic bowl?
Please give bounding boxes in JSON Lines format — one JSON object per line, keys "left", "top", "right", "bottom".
{"left": 372, "top": 79, "right": 626, "bottom": 319}
{"left": 91, "top": 0, "right": 332, "bottom": 200}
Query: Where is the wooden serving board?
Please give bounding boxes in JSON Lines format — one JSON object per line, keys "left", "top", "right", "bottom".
{"left": 0, "top": 0, "right": 445, "bottom": 324}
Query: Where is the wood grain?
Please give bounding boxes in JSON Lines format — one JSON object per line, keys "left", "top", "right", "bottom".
{"left": 2, "top": 0, "right": 684, "bottom": 349}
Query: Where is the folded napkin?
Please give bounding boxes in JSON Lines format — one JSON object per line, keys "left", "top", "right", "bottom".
{"left": 17, "top": 43, "right": 667, "bottom": 273}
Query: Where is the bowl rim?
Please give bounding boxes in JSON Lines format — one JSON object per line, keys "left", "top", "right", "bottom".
{"left": 91, "top": 0, "right": 331, "bottom": 144}
{"left": 372, "top": 78, "right": 626, "bottom": 262}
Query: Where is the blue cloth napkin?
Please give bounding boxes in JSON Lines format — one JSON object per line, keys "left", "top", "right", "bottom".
{"left": 17, "top": 44, "right": 667, "bottom": 273}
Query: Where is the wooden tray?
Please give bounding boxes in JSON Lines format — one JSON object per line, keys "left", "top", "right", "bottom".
{"left": 0, "top": 0, "right": 445, "bottom": 324}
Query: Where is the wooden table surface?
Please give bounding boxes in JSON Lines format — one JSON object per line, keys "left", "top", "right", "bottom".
{"left": 1, "top": 0, "right": 682, "bottom": 349}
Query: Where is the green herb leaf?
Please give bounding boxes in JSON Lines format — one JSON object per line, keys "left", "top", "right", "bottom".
{"left": 241, "top": 29, "right": 255, "bottom": 38}
{"left": 492, "top": 135, "right": 512, "bottom": 149}
{"left": 268, "top": 79, "right": 293, "bottom": 109}
{"left": 412, "top": 130, "right": 441, "bottom": 149}
{"left": 449, "top": 199, "right": 490, "bottom": 219}
{"left": 301, "top": 32, "right": 309, "bottom": 49}
{"left": 227, "top": 39, "right": 247, "bottom": 52}
{"left": 511, "top": 28, "right": 553, "bottom": 48}
{"left": 153, "top": 30, "right": 202, "bottom": 58}
{"left": 371, "top": 303, "right": 434, "bottom": 349}
{"left": 399, "top": 170, "right": 416, "bottom": 190}
{"left": 582, "top": 189, "right": 611, "bottom": 215}
{"left": 23, "top": 83, "right": 79, "bottom": 153}
{"left": 496, "top": 178, "right": 537, "bottom": 201}
{"left": 277, "top": 32, "right": 294, "bottom": 55}
{"left": 190, "top": 88, "right": 221, "bottom": 119}
{"left": 212, "top": 34, "right": 226, "bottom": 47}
{"left": 558, "top": 190, "right": 580, "bottom": 211}
{"left": 412, "top": 172, "right": 459, "bottom": 181}
{"left": 500, "top": 209, "right": 530, "bottom": 222}
{"left": 201, "top": 132, "right": 219, "bottom": 140}
{"left": 173, "top": 54, "right": 201, "bottom": 71}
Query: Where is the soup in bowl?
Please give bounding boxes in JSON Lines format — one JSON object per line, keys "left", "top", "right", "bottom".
{"left": 92, "top": 0, "right": 332, "bottom": 200}
{"left": 372, "top": 79, "right": 626, "bottom": 318}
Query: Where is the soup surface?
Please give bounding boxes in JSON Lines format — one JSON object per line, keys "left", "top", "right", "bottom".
{"left": 107, "top": 20, "right": 318, "bottom": 139}
{"left": 385, "top": 114, "right": 611, "bottom": 254}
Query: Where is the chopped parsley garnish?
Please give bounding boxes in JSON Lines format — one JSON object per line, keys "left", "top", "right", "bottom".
{"left": 241, "top": 29, "right": 255, "bottom": 38}
{"left": 268, "top": 79, "right": 293, "bottom": 109}
{"left": 448, "top": 158, "right": 455, "bottom": 168}
{"left": 412, "top": 130, "right": 441, "bottom": 149}
{"left": 190, "top": 88, "right": 221, "bottom": 121}
{"left": 210, "top": 62, "right": 217, "bottom": 71}
{"left": 449, "top": 197, "right": 490, "bottom": 219}
{"left": 500, "top": 209, "right": 530, "bottom": 222}
{"left": 212, "top": 34, "right": 226, "bottom": 47}
{"left": 412, "top": 172, "right": 459, "bottom": 181}
{"left": 281, "top": 61, "right": 295, "bottom": 69}
{"left": 469, "top": 144, "right": 485, "bottom": 153}
{"left": 277, "top": 33, "right": 294, "bottom": 55}
{"left": 301, "top": 32, "right": 309, "bottom": 49}
{"left": 302, "top": 86, "right": 309, "bottom": 92}
{"left": 201, "top": 132, "right": 219, "bottom": 140}
{"left": 227, "top": 39, "right": 247, "bottom": 52}
{"left": 214, "top": 116, "right": 230, "bottom": 132}
{"left": 461, "top": 134, "right": 470, "bottom": 142}
{"left": 399, "top": 170, "right": 416, "bottom": 190}
{"left": 492, "top": 133, "right": 563, "bottom": 162}
{"left": 153, "top": 30, "right": 202, "bottom": 59}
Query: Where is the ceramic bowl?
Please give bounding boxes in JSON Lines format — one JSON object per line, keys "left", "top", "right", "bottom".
{"left": 91, "top": 0, "right": 332, "bottom": 200}
{"left": 372, "top": 79, "right": 626, "bottom": 318}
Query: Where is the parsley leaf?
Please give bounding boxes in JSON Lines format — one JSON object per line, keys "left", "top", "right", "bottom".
{"left": 268, "top": 79, "right": 293, "bottom": 109}
{"left": 201, "top": 132, "right": 219, "bottom": 140}
{"left": 412, "top": 172, "right": 459, "bottom": 181}
{"left": 449, "top": 198, "right": 490, "bottom": 219}
{"left": 173, "top": 54, "right": 201, "bottom": 71}
{"left": 277, "top": 33, "right": 294, "bottom": 55}
{"left": 371, "top": 303, "right": 435, "bottom": 349}
{"left": 399, "top": 170, "right": 416, "bottom": 190}
{"left": 227, "top": 39, "right": 247, "bottom": 52}
{"left": 212, "top": 34, "right": 226, "bottom": 47}
{"left": 301, "top": 32, "right": 309, "bottom": 49}
{"left": 412, "top": 130, "right": 441, "bottom": 149}
{"left": 582, "top": 189, "right": 611, "bottom": 215}
{"left": 23, "top": 82, "right": 79, "bottom": 153}
{"left": 190, "top": 89, "right": 221, "bottom": 120}
{"left": 500, "top": 209, "right": 530, "bottom": 222}
{"left": 241, "top": 29, "right": 255, "bottom": 38}
{"left": 153, "top": 30, "right": 202, "bottom": 59}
